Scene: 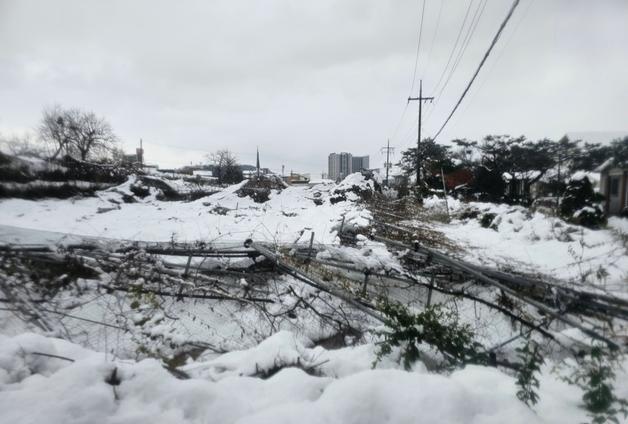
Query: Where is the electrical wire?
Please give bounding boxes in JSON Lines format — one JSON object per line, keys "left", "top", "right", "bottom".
{"left": 422, "top": 0, "right": 445, "bottom": 83}
{"left": 435, "top": 0, "right": 488, "bottom": 102}
{"left": 388, "top": 0, "right": 427, "bottom": 148}
{"left": 432, "top": 0, "right": 522, "bottom": 142}
{"left": 409, "top": 0, "right": 428, "bottom": 97}
{"left": 424, "top": 0, "right": 487, "bottom": 126}
{"left": 458, "top": 0, "right": 537, "bottom": 118}
{"left": 430, "top": 0, "right": 476, "bottom": 96}
{"left": 389, "top": 103, "right": 410, "bottom": 144}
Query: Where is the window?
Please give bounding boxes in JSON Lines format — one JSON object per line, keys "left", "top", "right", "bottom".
{"left": 609, "top": 177, "right": 619, "bottom": 196}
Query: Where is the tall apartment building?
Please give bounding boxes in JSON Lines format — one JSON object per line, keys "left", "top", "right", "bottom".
{"left": 352, "top": 156, "right": 369, "bottom": 172}
{"left": 328, "top": 152, "right": 370, "bottom": 181}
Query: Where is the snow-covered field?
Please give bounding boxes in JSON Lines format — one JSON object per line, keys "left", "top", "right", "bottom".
{"left": 0, "top": 176, "right": 369, "bottom": 245}
{"left": 1, "top": 174, "right": 627, "bottom": 423}
{"left": 2, "top": 176, "right": 625, "bottom": 292}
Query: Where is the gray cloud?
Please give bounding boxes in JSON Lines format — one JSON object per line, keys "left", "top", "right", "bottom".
{"left": 1, "top": 0, "right": 627, "bottom": 173}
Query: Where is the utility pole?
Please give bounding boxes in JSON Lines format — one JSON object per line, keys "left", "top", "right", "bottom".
{"left": 139, "top": 138, "right": 143, "bottom": 166}
{"left": 407, "top": 79, "right": 434, "bottom": 188}
{"left": 380, "top": 139, "right": 394, "bottom": 187}
{"left": 256, "top": 147, "right": 260, "bottom": 178}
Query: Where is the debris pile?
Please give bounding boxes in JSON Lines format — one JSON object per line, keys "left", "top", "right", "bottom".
{"left": 236, "top": 174, "right": 288, "bottom": 203}
{"left": 330, "top": 172, "right": 379, "bottom": 204}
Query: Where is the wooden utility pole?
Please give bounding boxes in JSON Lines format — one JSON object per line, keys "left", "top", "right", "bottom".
{"left": 256, "top": 147, "right": 260, "bottom": 178}
{"left": 380, "top": 139, "right": 394, "bottom": 187}
{"left": 407, "top": 80, "right": 434, "bottom": 188}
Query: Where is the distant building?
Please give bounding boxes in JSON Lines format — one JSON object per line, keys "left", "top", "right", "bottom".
{"left": 328, "top": 152, "right": 369, "bottom": 182}
{"left": 122, "top": 139, "right": 144, "bottom": 165}
{"left": 192, "top": 170, "right": 213, "bottom": 179}
{"left": 597, "top": 158, "right": 628, "bottom": 216}
{"left": 328, "top": 152, "right": 351, "bottom": 181}
{"left": 352, "top": 156, "right": 369, "bottom": 173}
{"left": 243, "top": 168, "right": 270, "bottom": 179}
{"left": 284, "top": 172, "right": 310, "bottom": 185}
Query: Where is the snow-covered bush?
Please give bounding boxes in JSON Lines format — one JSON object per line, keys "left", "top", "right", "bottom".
{"left": 236, "top": 174, "right": 287, "bottom": 203}
{"left": 479, "top": 212, "right": 498, "bottom": 229}
{"left": 330, "top": 172, "right": 378, "bottom": 204}
{"left": 559, "top": 176, "right": 606, "bottom": 228}
{"left": 374, "top": 302, "right": 485, "bottom": 371}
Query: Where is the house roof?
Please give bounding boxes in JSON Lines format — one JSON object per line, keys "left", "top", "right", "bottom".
{"left": 502, "top": 171, "right": 542, "bottom": 182}
{"left": 595, "top": 157, "right": 616, "bottom": 173}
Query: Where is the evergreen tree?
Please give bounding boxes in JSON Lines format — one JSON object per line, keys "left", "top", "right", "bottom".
{"left": 559, "top": 176, "right": 606, "bottom": 228}
{"left": 398, "top": 138, "right": 454, "bottom": 191}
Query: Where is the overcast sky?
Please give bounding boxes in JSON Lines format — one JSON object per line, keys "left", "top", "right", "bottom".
{"left": 1, "top": 0, "right": 627, "bottom": 175}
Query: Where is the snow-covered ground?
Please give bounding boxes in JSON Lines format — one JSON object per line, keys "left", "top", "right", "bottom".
{"left": 1, "top": 175, "right": 627, "bottom": 423}
{"left": 0, "top": 176, "right": 370, "bottom": 246}
{"left": 3, "top": 176, "right": 623, "bottom": 291}
{"left": 418, "top": 195, "right": 628, "bottom": 292}
{"left": 3, "top": 331, "right": 625, "bottom": 424}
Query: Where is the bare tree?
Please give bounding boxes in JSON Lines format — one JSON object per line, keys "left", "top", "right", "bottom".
{"left": 0, "top": 131, "right": 44, "bottom": 157}
{"left": 39, "top": 105, "right": 72, "bottom": 159}
{"left": 67, "top": 110, "right": 117, "bottom": 160}
{"left": 39, "top": 106, "right": 118, "bottom": 161}
{"left": 207, "top": 149, "right": 243, "bottom": 184}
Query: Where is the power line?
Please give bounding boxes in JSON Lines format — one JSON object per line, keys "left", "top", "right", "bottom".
{"left": 451, "top": 0, "right": 488, "bottom": 75}
{"left": 458, "top": 0, "right": 537, "bottom": 118}
{"left": 422, "top": 0, "right": 445, "bottom": 83}
{"left": 430, "top": 0, "right": 476, "bottom": 96}
{"left": 388, "top": 103, "right": 410, "bottom": 144}
{"left": 435, "top": 0, "right": 488, "bottom": 102}
{"left": 432, "top": 0, "right": 522, "bottom": 142}
{"left": 409, "top": 0, "right": 428, "bottom": 96}
{"left": 391, "top": 0, "right": 426, "bottom": 145}
{"left": 389, "top": 0, "right": 427, "bottom": 147}
{"left": 425, "top": 0, "right": 487, "bottom": 128}
{"left": 399, "top": 119, "right": 419, "bottom": 150}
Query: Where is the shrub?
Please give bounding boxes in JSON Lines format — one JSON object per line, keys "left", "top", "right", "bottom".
{"left": 562, "top": 345, "right": 628, "bottom": 424}
{"left": 559, "top": 177, "right": 606, "bottom": 228}
{"left": 479, "top": 212, "right": 497, "bottom": 229}
{"left": 0, "top": 183, "right": 99, "bottom": 199}
{"left": 373, "top": 302, "right": 485, "bottom": 371}
{"left": 130, "top": 183, "right": 150, "bottom": 198}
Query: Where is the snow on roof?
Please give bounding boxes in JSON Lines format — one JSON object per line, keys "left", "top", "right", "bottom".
{"left": 502, "top": 171, "right": 542, "bottom": 181}
{"left": 595, "top": 157, "right": 616, "bottom": 172}
{"left": 571, "top": 171, "right": 600, "bottom": 184}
